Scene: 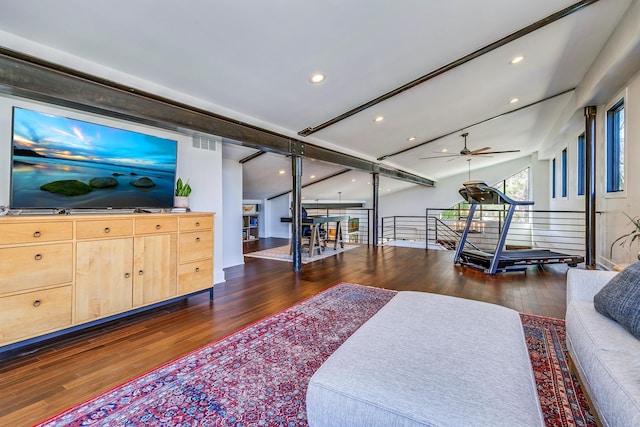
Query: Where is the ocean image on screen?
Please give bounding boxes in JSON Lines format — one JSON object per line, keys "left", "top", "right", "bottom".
{"left": 11, "top": 107, "right": 178, "bottom": 209}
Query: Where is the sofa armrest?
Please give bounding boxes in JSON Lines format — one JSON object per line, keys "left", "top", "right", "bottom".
{"left": 567, "top": 269, "right": 617, "bottom": 304}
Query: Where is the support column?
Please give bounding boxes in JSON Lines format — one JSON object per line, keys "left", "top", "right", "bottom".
{"left": 585, "top": 106, "right": 597, "bottom": 269}
{"left": 372, "top": 172, "right": 380, "bottom": 250}
{"left": 292, "top": 155, "right": 303, "bottom": 271}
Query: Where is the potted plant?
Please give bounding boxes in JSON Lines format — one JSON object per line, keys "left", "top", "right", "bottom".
{"left": 610, "top": 212, "right": 640, "bottom": 261}
{"left": 174, "top": 178, "right": 192, "bottom": 208}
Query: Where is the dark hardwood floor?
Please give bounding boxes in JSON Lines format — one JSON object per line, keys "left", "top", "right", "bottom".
{"left": 0, "top": 238, "right": 572, "bottom": 426}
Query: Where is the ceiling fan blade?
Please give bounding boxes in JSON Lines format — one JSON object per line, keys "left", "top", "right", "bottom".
{"left": 471, "top": 149, "right": 521, "bottom": 155}
{"left": 469, "top": 147, "right": 491, "bottom": 155}
{"left": 419, "top": 154, "right": 460, "bottom": 160}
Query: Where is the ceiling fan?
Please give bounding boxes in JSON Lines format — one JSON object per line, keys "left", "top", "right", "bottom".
{"left": 420, "top": 132, "right": 520, "bottom": 160}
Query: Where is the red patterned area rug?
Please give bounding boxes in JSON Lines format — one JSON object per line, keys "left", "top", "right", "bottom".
{"left": 38, "top": 285, "right": 595, "bottom": 427}
{"left": 520, "top": 313, "right": 597, "bottom": 427}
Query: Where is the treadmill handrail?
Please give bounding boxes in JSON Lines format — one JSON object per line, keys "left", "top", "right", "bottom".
{"left": 459, "top": 181, "right": 534, "bottom": 206}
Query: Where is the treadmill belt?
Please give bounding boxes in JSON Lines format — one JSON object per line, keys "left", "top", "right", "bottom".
{"left": 460, "top": 249, "right": 584, "bottom": 270}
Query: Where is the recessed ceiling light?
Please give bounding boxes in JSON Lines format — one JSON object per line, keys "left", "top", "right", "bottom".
{"left": 387, "top": 188, "right": 391, "bottom": 192}
{"left": 309, "top": 73, "right": 326, "bottom": 84}
{"left": 510, "top": 55, "right": 525, "bottom": 65}
{"left": 310, "top": 175, "right": 316, "bottom": 179}
{"left": 509, "top": 98, "right": 519, "bottom": 104}
{"left": 374, "top": 116, "right": 384, "bottom": 123}
{"left": 278, "top": 170, "right": 286, "bottom": 175}
{"left": 442, "top": 148, "right": 448, "bottom": 153}
{"left": 352, "top": 179, "right": 356, "bottom": 182}
{"left": 367, "top": 181, "right": 371, "bottom": 185}
{"left": 407, "top": 136, "right": 416, "bottom": 142}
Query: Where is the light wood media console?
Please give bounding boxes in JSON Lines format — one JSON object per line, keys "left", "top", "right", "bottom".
{"left": 0, "top": 212, "right": 214, "bottom": 349}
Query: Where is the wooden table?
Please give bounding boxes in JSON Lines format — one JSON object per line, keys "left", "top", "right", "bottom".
{"left": 281, "top": 215, "right": 349, "bottom": 256}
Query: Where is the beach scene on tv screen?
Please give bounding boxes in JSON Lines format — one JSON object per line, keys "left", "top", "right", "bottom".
{"left": 11, "top": 107, "right": 178, "bottom": 209}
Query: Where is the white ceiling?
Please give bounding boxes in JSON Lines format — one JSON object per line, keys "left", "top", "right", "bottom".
{"left": 0, "top": 0, "right": 634, "bottom": 202}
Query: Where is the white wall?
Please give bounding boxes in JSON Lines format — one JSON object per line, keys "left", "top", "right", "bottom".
{"left": 543, "top": 0, "right": 640, "bottom": 266}
{"left": 379, "top": 155, "right": 538, "bottom": 218}
{"left": 266, "top": 194, "right": 291, "bottom": 238}
{"left": 222, "top": 159, "right": 244, "bottom": 268}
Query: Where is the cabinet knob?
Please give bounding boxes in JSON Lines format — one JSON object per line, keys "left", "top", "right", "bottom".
{"left": 124, "top": 272, "right": 131, "bottom": 278}
{"left": 156, "top": 224, "right": 161, "bottom": 230}
{"left": 104, "top": 227, "right": 111, "bottom": 233}
{"left": 195, "top": 267, "right": 200, "bottom": 273}
{"left": 33, "top": 231, "right": 42, "bottom": 238}
{"left": 195, "top": 237, "right": 201, "bottom": 242}
{"left": 34, "top": 253, "right": 43, "bottom": 261}
{"left": 195, "top": 222, "right": 200, "bottom": 227}
{"left": 138, "top": 270, "right": 144, "bottom": 275}
{"left": 33, "top": 300, "right": 41, "bottom": 307}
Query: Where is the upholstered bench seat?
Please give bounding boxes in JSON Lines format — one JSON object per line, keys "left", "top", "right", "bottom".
{"left": 306, "top": 291, "right": 544, "bottom": 426}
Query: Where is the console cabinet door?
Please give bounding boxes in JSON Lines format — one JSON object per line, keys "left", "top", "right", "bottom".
{"left": 133, "top": 234, "right": 177, "bottom": 306}
{"left": 75, "top": 238, "right": 133, "bottom": 322}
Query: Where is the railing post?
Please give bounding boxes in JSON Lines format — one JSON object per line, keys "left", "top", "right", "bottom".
{"left": 426, "top": 209, "right": 430, "bottom": 250}
{"left": 393, "top": 216, "right": 397, "bottom": 241}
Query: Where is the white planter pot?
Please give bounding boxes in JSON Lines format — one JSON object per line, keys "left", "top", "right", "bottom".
{"left": 174, "top": 196, "right": 189, "bottom": 208}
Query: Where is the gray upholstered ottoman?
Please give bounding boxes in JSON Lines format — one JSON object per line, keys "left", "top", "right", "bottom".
{"left": 306, "top": 291, "right": 544, "bottom": 426}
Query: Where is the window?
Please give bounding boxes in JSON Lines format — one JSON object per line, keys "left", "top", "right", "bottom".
{"left": 606, "top": 99, "right": 625, "bottom": 193}
{"left": 561, "top": 148, "right": 567, "bottom": 198}
{"left": 551, "top": 158, "right": 556, "bottom": 198}
{"left": 577, "top": 133, "right": 585, "bottom": 196}
{"left": 442, "top": 168, "right": 530, "bottom": 222}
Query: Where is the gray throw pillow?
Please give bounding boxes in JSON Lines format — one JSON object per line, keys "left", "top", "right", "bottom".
{"left": 594, "top": 261, "right": 640, "bottom": 339}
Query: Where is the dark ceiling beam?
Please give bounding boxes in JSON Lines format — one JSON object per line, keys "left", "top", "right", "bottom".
{"left": 297, "top": 0, "right": 600, "bottom": 137}
{"left": 0, "top": 48, "right": 434, "bottom": 188}
{"left": 267, "top": 169, "right": 351, "bottom": 200}
{"left": 377, "top": 87, "right": 576, "bottom": 161}
{"left": 239, "top": 150, "right": 266, "bottom": 164}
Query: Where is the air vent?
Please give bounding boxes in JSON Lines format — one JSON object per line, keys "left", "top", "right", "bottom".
{"left": 192, "top": 135, "right": 219, "bottom": 151}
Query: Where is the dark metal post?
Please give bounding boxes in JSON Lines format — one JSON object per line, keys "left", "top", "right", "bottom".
{"left": 426, "top": 209, "right": 430, "bottom": 250}
{"left": 292, "top": 155, "right": 303, "bottom": 271}
{"left": 585, "top": 106, "right": 597, "bottom": 268}
{"left": 372, "top": 172, "right": 379, "bottom": 249}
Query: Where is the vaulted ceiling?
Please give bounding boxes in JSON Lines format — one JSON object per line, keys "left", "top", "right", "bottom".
{"left": 0, "top": 0, "right": 634, "bottom": 202}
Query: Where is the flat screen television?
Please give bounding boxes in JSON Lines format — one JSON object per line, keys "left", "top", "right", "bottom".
{"left": 10, "top": 107, "right": 178, "bottom": 210}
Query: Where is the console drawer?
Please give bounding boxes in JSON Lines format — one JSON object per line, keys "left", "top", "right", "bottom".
{"left": 179, "top": 231, "right": 213, "bottom": 263}
{"left": 0, "top": 221, "right": 72, "bottom": 245}
{"left": 178, "top": 260, "right": 213, "bottom": 294}
{"left": 0, "top": 285, "right": 73, "bottom": 344}
{"left": 179, "top": 215, "right": 213, "bottom": 232}
{"left": 135, "top": 217, "right": 178, "bottom": 235}
{"left": 0, "top": 243, "right": 73, "bottom": 293}
{"left": 76, "top": 219, "right": 133, "bottom": 239}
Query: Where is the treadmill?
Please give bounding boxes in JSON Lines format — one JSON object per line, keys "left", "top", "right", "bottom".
{"left": 454, "top": 181, "right": 584, "bottom": 274}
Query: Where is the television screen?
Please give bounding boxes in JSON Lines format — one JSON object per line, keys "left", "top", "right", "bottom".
{"left": 10, "top": 107, "right": 178, "bottom": 209}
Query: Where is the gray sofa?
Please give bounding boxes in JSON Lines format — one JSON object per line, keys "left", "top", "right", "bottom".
{"left": 565, "top": 269, "right": 640, "bottom": 426}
